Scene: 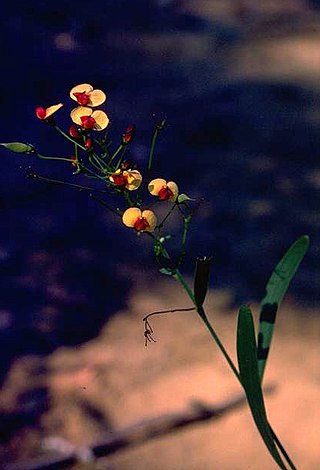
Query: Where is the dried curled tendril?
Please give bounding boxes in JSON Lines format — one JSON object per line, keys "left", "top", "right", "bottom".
{"left": 142, "top": 307, "right": 195, "bottom": 347}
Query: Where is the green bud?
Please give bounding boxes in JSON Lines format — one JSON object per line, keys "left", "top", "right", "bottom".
{"left": 194, "top": 256, "right": 212, "bottom": 308}
{"left": 1, "top": 142, "right": 35, "bottom": 154}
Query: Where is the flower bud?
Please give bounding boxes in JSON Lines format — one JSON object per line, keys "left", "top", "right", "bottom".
{"left": 35, "top": 107, "right": 46, "bottom": 120}
{"left": 70, "top": 155, "right": 78, "bottom": 168}
{"left": 85, "top": 138, "right": 93, "bottom": 149}
{"left": 122, "top": 124, "right": 135, "bottom": 145}
{"left": 69, "top": 124, "right": 81, "bottom": 138}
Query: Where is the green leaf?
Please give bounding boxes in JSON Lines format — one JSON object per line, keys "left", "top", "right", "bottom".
{"left": 1, "top": 142, "right": 34, "bottom": 153}
{"left": 194, "top": 256, "right": 212, "bottom": 308}
{"left": 237, "top": 305, "right": 287, "bottom": 470}
{"left": 257, "top": 235, "right": 309, "bottom": 381}
{"left": 177, "top": 193, "right": 195, "bottom": 204}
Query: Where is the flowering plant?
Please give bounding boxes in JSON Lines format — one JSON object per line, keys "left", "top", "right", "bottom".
{"left": 1, "top": 83, "right": 310, "bottom": 470}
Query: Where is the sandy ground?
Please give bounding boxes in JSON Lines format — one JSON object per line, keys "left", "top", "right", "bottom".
{"left": 2, "top": 277, "right": 317, "bottom": 469}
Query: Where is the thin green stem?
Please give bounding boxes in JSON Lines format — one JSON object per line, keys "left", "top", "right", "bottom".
{"left": 54, "top": 125, "right": 86, "bottom": 151}
{"left": 73, "top": 143, "right": 81, "bottom": 174}
{"left": 173, "top": 269, "right": 241, "bottom": 381}
{"left": 31, "top": 174, "right": 107, "bottom": 193}
{"left": 37, "top": 154, "right": 74, "bottom": 164}
{"left": 109, "top": 144, "right": 123, "bottom": 165}
{"left": 93, "top": 137, "right": 109, "bottom": 157}
{"left": 93, "top": 153, "right": 111, "bottom": 173}
{"left": 89, "top": 193, "right": 121, "bottom": 216}
{"left": 157, "top": 202, "right": 178, "bottom": 229}
{"left": 181, "top": 217, "right": 190, "bottom": 246}
{"left": 89, "top": 155, "right": 105, "bottom": 173}
{"left": 74, "top": 142, "right": 79, "bottom": 163}
{"left": 81, "top": 164, "right": 111, "bottom": 185}
{"left": 176, "top": 214, "right": 192, "bottom": 268}
{"left": 148, "top": 127, "right": 159, "bottom": 172}
{"left": 115, "top": 146, "right": 128, "bottom": 170}
{"left": 123, "top": 189, "right": 135, "bottom": 207}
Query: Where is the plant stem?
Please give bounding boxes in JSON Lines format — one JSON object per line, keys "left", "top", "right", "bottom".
{"left": 148, "top": 120, "right": 165, "bottom": 171}
{"left": 54, "top": 125, "right": 87, "bottom": 151}
{"left": 89, "top": 193, "right": 122, "bottom": 216}
{"left": 173, "top": 268, "right": 296, "bottom": 470}
{"left": 32, "top": 174, "right": 106, "bottom": 193}
{"left": 157, "top": 202, "right": 178, "bottom": 229}
{"left": 109, "top": 144, "right": 123, "bottom": 165}
{"left": 37, "top": 154, "right": 74, "bottom": 164}
{"left": 115, "top": 146, "right": 128, "bottom": 170}
{"left": 173, "top": 269, "right": 241, "bottom": 381}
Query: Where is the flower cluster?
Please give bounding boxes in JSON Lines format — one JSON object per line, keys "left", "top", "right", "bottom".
{"left": 29, "top": 84, "right": 191, "bottom": 239}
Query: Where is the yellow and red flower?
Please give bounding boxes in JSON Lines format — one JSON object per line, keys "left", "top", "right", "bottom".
{"left": 70, "top": 83, "right": 106, "bottom": 107}
{"left": 70, "top": 106, "right": 109, "bottom": 131}
{"left": 35, "top": 103, "right": 63, "bottom": 120}
{"left": 122, "top": 207, "right": 157, "bottom": 231}
{"left": 148, "top": 178, "right": 179, "bottom": 201}
{"left": 110, "top": 169, "right": 142, "bottom": 191}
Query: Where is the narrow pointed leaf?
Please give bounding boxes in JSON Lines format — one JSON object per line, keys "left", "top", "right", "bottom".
{"left": 237, "top": 305, "right": 287, "bottom": 470}
{"left": 258, "top": 235, "right": 309, "bottom": 381}
{"left": 177, "top": 193, "right": 195, "bottom": 204}
{"left": 194, "top": 256, "right": 212, "bottom": 308}
{"left": 1, "top": 142, "right": 34, "bottom": 153}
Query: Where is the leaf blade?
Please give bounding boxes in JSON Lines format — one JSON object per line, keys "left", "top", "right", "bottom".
{"left": 237, "top": 305, "right": 287, "bottom": 470}
{"left": 257, "top": 235, "right": 309, "bottom": 380}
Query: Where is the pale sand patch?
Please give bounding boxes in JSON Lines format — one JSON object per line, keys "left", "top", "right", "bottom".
{"left": 43, "top": 278, "right": 319, "bottom": 469}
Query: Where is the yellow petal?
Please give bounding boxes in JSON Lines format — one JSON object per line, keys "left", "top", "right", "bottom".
{"left": 122, "top": 207, "right": 142, "bottom": 228}
{"left": 91, "top": 110, "right": 109, "bottom": 131}
{"left": 70, "top": 106, "right": 92, "bottom": 125}
{"left": 142, "top": 210, "right": 157, "bottom": 231}
{"left": 88, "top": 89, "right": 107, "bottom": 107}
{"left": 45, "top": 103, "right": 63, "bottom": 118}
{"left": 148, "top": 178, "right": 167, "bottom": 196}
{"left": 70, "top": 83, "right": 93, "bottom": 101}
{"left": 167, "top": 181, "right": 179, "bottom": 201}
{"left": 125, "top": 170, "right": 142, "bottom": 191}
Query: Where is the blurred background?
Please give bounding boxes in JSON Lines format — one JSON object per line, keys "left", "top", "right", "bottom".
{"left": 0, "top": 1, "right": 319, "bottom": 468}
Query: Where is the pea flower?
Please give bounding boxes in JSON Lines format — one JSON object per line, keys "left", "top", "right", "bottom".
{"left": 148, "top": 178, "right": 179, "bottom": 201}
{"left": 70, "top": 107, "right": 109, "bottom": 131}
{"left": 110, "top": 169, "right": 142, "bottom": 191}
{"left": 70, "top": 83, "right": 106, "bottom": 107}
{"left": 35, "top": 103, "right": 63, "bottom": 120}
{"left": 122, "top": 207, "right": 157, "bottom": 231}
